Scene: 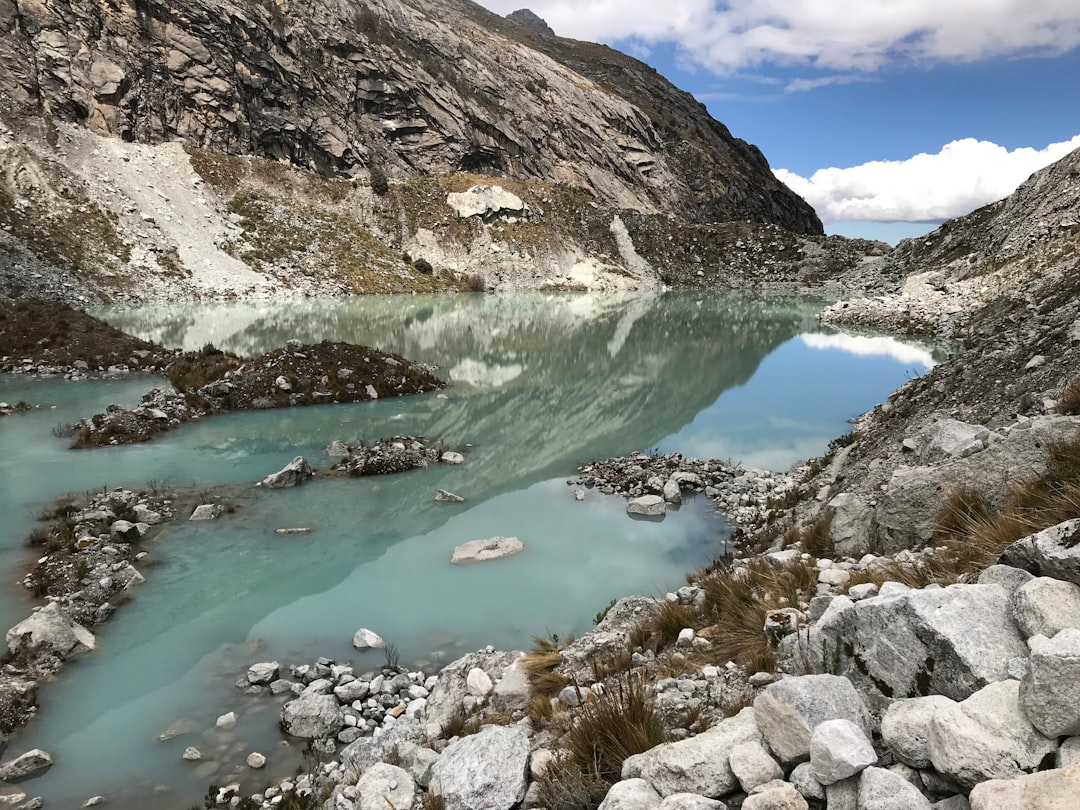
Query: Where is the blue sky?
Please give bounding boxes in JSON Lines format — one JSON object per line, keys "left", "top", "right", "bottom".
{"left": 478, "top": 1, "right": 1080, "bottom": 242}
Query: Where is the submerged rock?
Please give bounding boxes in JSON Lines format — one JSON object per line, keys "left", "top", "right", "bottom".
{"left": 352, "top": 629, "right": 385, "bottom": 650}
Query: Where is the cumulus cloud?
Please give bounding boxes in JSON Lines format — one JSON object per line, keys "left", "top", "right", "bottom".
{"left": 773, "top": 136, "right": 1080, "bottom": 223}
{"left": 478, "top": 1, "right": 1080, "bottom": 73}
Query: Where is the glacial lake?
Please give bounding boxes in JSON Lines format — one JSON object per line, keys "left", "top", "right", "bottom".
{"left": 0, "top": 292, "right": 943, "bottom": 808}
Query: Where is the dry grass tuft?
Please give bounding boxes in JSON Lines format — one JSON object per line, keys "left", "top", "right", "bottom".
{"left": 1057, "top": 377, "right": 1080, "bottom": 415}
{"left": 650, "top": 601, "right": 697, "bottom": 647}
{"left": 781, "top": 512, "right": 835, "bottom": 557}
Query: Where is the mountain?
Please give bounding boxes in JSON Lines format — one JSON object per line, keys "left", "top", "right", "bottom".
{"left": 0, "top": 0, "right": 819, "bottom": 233}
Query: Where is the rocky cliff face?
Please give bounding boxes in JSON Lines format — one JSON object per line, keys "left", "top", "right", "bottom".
{"left": 0, "top": 0, "right": 820, "bottom": 234}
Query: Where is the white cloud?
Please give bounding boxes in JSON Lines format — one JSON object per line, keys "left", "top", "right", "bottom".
{"left": 478, "top": 1, "right": 1080, "bottom": 73}
{"left": 774, "top": 136, "right": 1080, "bottom": 223}
{"left": 799, "top": 333, "right": 935, "bottom": 368}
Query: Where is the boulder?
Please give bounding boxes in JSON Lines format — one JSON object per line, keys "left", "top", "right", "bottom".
{"left": 260, "top": 456, "right": 313, "bottom": 489}
{"left": 999, "top": 518, "right": 1080, "bottom": 585}
{"left": 827, "top": 493, "right": 874, "bottom": 558}
{"left": 657, "top": 795, "right": 726, "bottom": 810}
{"left": 598, "top": 779, "right": 662, "bottom": 810}
{"left": 728, "top": 740, "right": 783, "bottom": 793}
{"left": 857, "top": 766, "right": 931, "bottom": 810}
{"left": 928, "top": 680, "right": 1057, "bottom": 789}
{"left": 977, "top": 565, "right": 1034, "bottom": 595}
{"left": 627, "top": 495, "right": 666, "bottom": 517}
{"left": 622, "top": 707, "right": 760, "bottom": 797}
{"left": 968, "top": 763, "right": 1080, "bottom": 809}
{"left": 6, "top": 602, "right": 95, "bottom": 658}
{"left": 881, "top": 696, "right": 957, "bottom": 769}
{"left": 446, "top": 185, "right": 527, "bottom": 220}
{"left": 440, "top": 451, "right": 465, "bottom": 465}
{"left": 435, "top": 489, "right": 465, "bottom": 503}
{"left": 355, "top": 762, "right": 416, "bottom": 810}
{"left": 919, "top": 419, "right": 990, "bottom": 464}
{"left": 247, "top": 662, "right": 280, "bottom": 685}
{"left": 352, "top": 628, "right": 385, "bottom": 650}
{"left": 753, "top": 676, "right": 871, "bottom": 765}
{"left": 109, "top": 519, "right": 142, "bottom": 543}
{"left": 428, "top": 726, "right": 529, "bottom": 810}
{"left": 809, "top": 584, "right": 1028, "bottom": 708}
{"left": 1012, "top": 577, "right": 1080, "bottom": 638}
{"left": 0, "top": 749, "right": 53, "bottom": 782}
{"left": 1019, "top": 628, "right": 1080, "bottom": 737}
{"left": 424, "top": 651, "right": 517, "bottom": 734}
{"left": 663, "top": 479, "right": 682, "bottom": 505}
{"left": 280, "top": 693, "right": 343, "bottom": 739}
{"left": 1058, "top": 736, "right": 1080, "bottom": 768}
{"left": 808, "top": 719, "right": 876, "bottom": 785}
{"left": 742, "top": 782, "right": 808, "bottom": 810}
{"left": 450, "top": 536, "right": 524, "bottom": 564}
{"left": 246, "top": 752, "right": 266, "bottom": 769}
{"left": 492, "top": 657, "right": 530, "bottom": 710}
{"left": 788, "top": 762, "right": 825, "bottom": 801}
{"left": 189, "top": 503, "right": 222, "bottom": 520}
{"left": 465, "top": 667, "right": 493, "bottom": 697}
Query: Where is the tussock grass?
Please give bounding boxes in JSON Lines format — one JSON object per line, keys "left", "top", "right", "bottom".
{"left": 650, "top": 602, "right": 697, "bottom": 647}
{"left": 521, "top": 634, "right": 573, "bottom": 721}
{"left": 781, "top": 512, "right": 835, "bottom": 557}
{"left": 1057, "top": 377, "right": 1080, "bottom": 415}
{"left": 532, "top": 757, "right": 608, "bottom": 810}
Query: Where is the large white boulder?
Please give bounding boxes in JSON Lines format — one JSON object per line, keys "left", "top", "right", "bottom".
{"left": 355, "top": 763, "right": 416, "bottom": 810}
{"left": 446, "top": 185, "right": 527, "bottom": 220}
{"left": 1019, "top": 628, "right": 1080, "bottom": 737}
{"left": 260, "top": 456, "right": 313, "bottom": 488}
{"left": 0, "top": 749, "right": 53, "bottom": 782}
{"left": 919, "top": 419, "right": 991, "bottom": 464}
{"left": 753, "top": 675, "right": 871, "bottom": 765}
{"left": 621, "top": 707, "right": 760, "bottom": 797}
{"left": 728, "top": 740, "right": 783, "bottom": 793}
{"left": 280, "top": 693, "right": 343, "bottom": 739}
{"left": 808, "top": 719, "right": 876, "bottom": 785}
{"left": 450, "top": 536, "right": 524, "bottom": 564}
{"left": 428, "top": 726, "right": 529, "bottom": 810}
{"left": 809, "top": 584, "right": 1027, "bottom": 708}
{"left": 597, "top": 778, "right": 662, "bottom": 810}
{"left": 1012, "top": 577, "right": 1080, "bottom": 639}
{"left": 969, "top": 763, "right": 1080, "bottom": 809}
{"left": 1000, "top": 518, "right": 1080, "bottom": 586}
{"left": 352, "top": 628, "right": 385, "bottom": 650}
{"left": 928, "top": 680, "right": 1057, "bottom": 789}
{"left": 6, "top": 602, "right": 95, "bottom": 659}
{"left": 857, "top": 767, "right": 931, "bottom": 810}
{"left": 627, "top": 495, "right": 666, "bottom": 517}
{"left": 881, "top": 695, "right": 957, "bottom": 768}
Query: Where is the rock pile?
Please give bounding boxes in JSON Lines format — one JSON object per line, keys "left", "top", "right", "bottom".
{"left": 332, "top": 437, "right": 462, "bottom": 477}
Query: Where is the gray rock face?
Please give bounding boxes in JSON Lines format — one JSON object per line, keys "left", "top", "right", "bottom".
{"left": 808, "top": 719, "right": 877, "bottom": 785}
{"left": 857, "top": 767, "right": 931, "bottom": 810}
{"left": 1012, "top": 577, "right": 1080, "bottom": 638}
{"left": 968, "top": 763, "right": 1080, "bottom": 809}
{"left": 826, "top": 493, "right": 873, "bottom": 557}
{"left": 919, "top": 419, "right": 991, "bottom": 464}
{"left": 0, "top": 749, "right": 53, "bottom": 782}
{"left": 424, "top": 650, "right": 517, "bottom": 734}
{"left": 1000, "top": 518, "right": 1080, "bottom": 585}
{"left": 881, "top": 695, "right": 957, "bottom": 769}
{"left": 6, "top": 602, "right": 95, "bottom": 659}
{"left": 598, "top": 778, "right": 662, "bottom": 810}
{"left": 622, "top": 707, "right": 760, "bottom": 797}
{"left": 279, "top": 693, "right": 343, "bottom": 740}
{"left": 927, "top": 680, "right": 1057, "bottom": 789}
{"left": 1020, "top": 629, "right": 1080, "bottom": 737}
{"left": 261, "top": 456, "right": 313, "bottom": 488}
{"left": 728, "top": 740, "right": 783, "bottom": 793}
{"left": 355, "top": 762, "right": 416, "bottom": 810}
{"left": 450, "top": 536, "right": 524, "bottom": 564}
{"left": 753, "top": 675, "right": 871, "bottom": 765}
{"left": 189, "top": 503, "right": 222, "bottom": 521}
{"left": 809, "top": 584, "right": 1028, "bottom": 708}
{"left": 505, "top": 8, "right": 556, "bottom": 36}
{"left": 428, "top": 726, "right": 529, "bottom": 810}
{"left": 627, "top": 495, "right": 666, "bottom": 517}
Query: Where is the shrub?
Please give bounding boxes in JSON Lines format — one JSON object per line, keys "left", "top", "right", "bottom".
{"left": 462, "top": 272, "right": 486, "bottom": 292}
{"left": 413, "top": 257, "right": 434, "bottom": 275}
{"left": 370, "top": 164, "right": 389, "bottom": 196}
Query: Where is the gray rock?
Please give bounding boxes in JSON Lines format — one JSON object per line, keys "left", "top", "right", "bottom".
{"left": 450, "top": 536, "right": 524, "bottom": 564}
{"left": 809, "top": 584, "right": 1028, "bottom": 709}
{"left": 325, "top": 440, "right": 350, "bottom": 459}
{"left": 728, "top": 740, "right": 783, "bottom": 793}
{"left": 182, "top": 746, "right": 202, "bottom": 761}
{"left": 928, "top": 680, "right": 1057, "bottom": 789}
{"left": 847, "top": 583, "right": 879, "bottom": 600}
{"left": 424, "top": 651, "right": 516, "bottom": 734}
{"left": 440, "top": 451, "right": 465, "bottom": 465}
{"left": 741, "top": 783, "right": 807, "bottom": 810}
{"left": 492, "top": 657, "right": 530, "bottom": 710}
{"left": 858, "top": 766, "right": 932, "bottom": 810}
{"left": 598, "top": 779, "right": 662, "bottom": 810}
{"left": 260, "top": 456, "right": 313, "bottom": 489}
{"left": 355, "top": 763, "right": 415, "bottom": 810}
{"left": 280, "top": 693, "right": 343, "bottom": 739}
{"left": 352, "top": 628, "right": 385, "bottom": 649}
{"left": 881, "top": 696, "right": 957, "bottom": 769}
{"left": 428, "top": 726, "right": 529, "bottom": 810}
{"left": 247, "top": 662, "right": 280, "bottom": 685}
{"left": 435, "top": 489, "right": 465, "bottom": 503}
{"left": 189, "top": 504, "right": 222, "bottom": 521}
{"left": 1020, "top": 628, "right": 1080, "bottom": 737}
{"left": 465, "top": 667, "right": 493, "bottom": 697}
{"left": 753, "top": 675, "right": 871, "bottom": 765}
{"left": 788, "top": 762, "right": 824, "bottom": 801}
{"left": 627, "top": 495, "right": 666, "bottom": 517}
{"left": 246, "top": 752, "right": 265, "bottom": 769}
{"left": 446, "top": 185, "right": 527, "bottom": 220}
{"left": 394, "top": 741, "right": 439, "bottom": 788}
{"left": 663, "top": 479, "right": 682, "bottom": 505}
{"left": 1012, "top": 577, "right": 1080, "bottom": 638}
{"left": 6, "top": 603, "right": 95, "bottom": 658}
{"left": 0, "top": 749, "right": 53, "bottom": 782}
{"left": 622, "top": 707, "right": 760, "bottom": 797}
{"left": 827, "top": 493, "right": 873, "bottom": 557}
{"left": 977, "top": 565, "right": 1034, "bottom": 595}
{"left": 808, "top": 719, "right": 876, "bottom": 785}
{"left": 825, "top": 776, "right": 858, "bottom": 810}
{"left": 968, "top": 763, "right": 1080, "bottom": 809}
{"left": 1058, "top": 736, "right": 1080, "bottom": 768}
{"left": 1000, "top": 518, "right": 1080, "bottom": 585}
{"left": 930, "top": 797, "right": 970, "bottom": 810}
{"left": 109, "top": 519, "right": 142, "bottom": 542}
{"left": 658, "top": 795, "right": 727, "bottom": 810}
{"left": 919, "top": 419, "right": 990, "bottom": 464}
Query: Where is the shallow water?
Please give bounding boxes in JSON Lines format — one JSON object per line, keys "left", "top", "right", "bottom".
{"left": 0, "top": 292, "right": 942, "bottom": 808}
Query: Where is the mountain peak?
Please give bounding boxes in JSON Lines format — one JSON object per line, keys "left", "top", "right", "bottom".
{"left": 506, "top": 8, "right": 555, "bottom": 36}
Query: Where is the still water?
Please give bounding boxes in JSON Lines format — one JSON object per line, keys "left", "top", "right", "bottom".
{"left": 0, "top": 292, "right": 941, "bottom": 807}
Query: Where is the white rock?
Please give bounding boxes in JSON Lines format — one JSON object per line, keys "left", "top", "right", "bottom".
{"left": 189, "top": 503, "right": 222, "bottom": 520}
{"left": 663, "top": 479, "right": 682, "bottom": 504}
{"left": 6, "top": 602, "right": 95, "bottom": 659}
{"left": 247, "top": 752, "right": 266, "bottom": 769}
{"left": 1058, "top": 736, "right": 1080, "bottom": 768}
{"left": 429, "top": 726, "right": 529, "bottom": 810}
{"left": 676, "top": 628, "right": 695, "bottom": 647}
{"left": 355, "top": 762, "right": 416, "bottom": 810}
{"left": 827, "top": 493, "right": 874, "bottom": 558}
{"left": 446, "top": 185, "right": 527, "bottom": 220}
{"left": 440, "top": 451, "right": 465, "bottom": 465}
{"left": 352, "top": 628, "right": 385, "bottom": 650}
{"left": 1000, "top": 518, "right": 1080, "bottom": 587}
{"left": 215, "top": 712, "right": 237, "bottom": 729}
{"left": 789, "top": 762, "right": 825, "bottom": 800}
{"left": 920, "top": 419, "right": 990, "bottom": 464}
{"left": 465, "top": 667, "right": 493, "bottom": 697}
{"left": 728, "top": 740, "right": 783, "bottom": 793}
{"left": 627, "top": 495, "right": 666, "bottom": 517}
{"left": 597, "top": 778, "right": 662, "bottom": 810}
{"left": 621, "top": 707, "right": 761, "bottom": 797}
{"left": 881, "top": 696, "right": 957, "bottom": 769}
{"left": 977, "top": 565, "right": 1035, "bottom": 595}
{"left": 280, "top": 693, "right": 343, "bottom": 739}
{"left": 817, "top": 568, "right": 851, "bottom": 588}
{"left": 260, "top": 456, "right": 313, "bottom": 489}
{"left": 182, "top": 746, "right": 202, "bottom": 761}
{"left": 753, "top": 675, "right": 871, "bottom": 765}
{"left": 969, "top": 763, "right": 1080, "bottom": 809}
{"left": 809, "top": 719, "right": 876, "bottom": 785}
{"left": 847, "top": 583, "right": 879, "bottom": 600}
{"left": 1020, "top": 628, "right": 1080, "bottom": 737}
{"left": 742, "top": 782, "right": 808, "bottom": 810}
{"left": 857, "top": 766, "right": 931, "bottom": 810}
{"left": 1012, "top": 577, "right": 1080, "bottom": 639}
{"left": 450, "top": 536, "right": 524, "bottom": 564}
{"left": 247, "top": 662, "right": 280, "bottom": 685}
{"left": 0, "top": 749, "right": 53, "bottom": 782}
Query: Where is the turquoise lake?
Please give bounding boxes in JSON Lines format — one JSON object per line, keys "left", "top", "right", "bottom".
{"left": 0, "top": 292, "right": 943, "bottom": 808}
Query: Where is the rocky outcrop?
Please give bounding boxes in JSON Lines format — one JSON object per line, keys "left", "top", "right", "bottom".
{"left": 449, "top": 536, "right": 525, "bottom": 564}
{"left": 428, "top": 726, "right": 530, "bottom": 810}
